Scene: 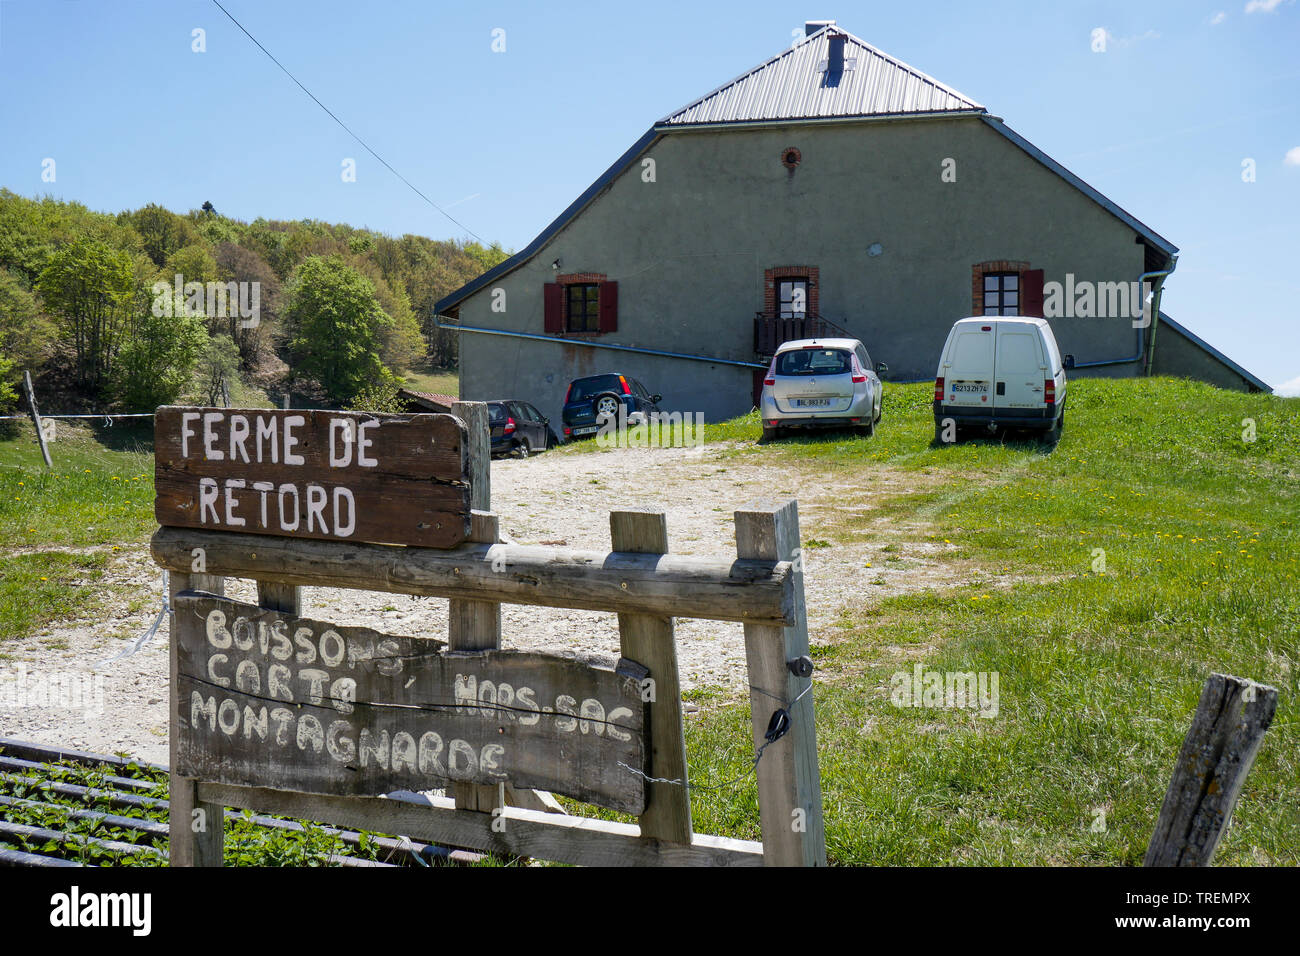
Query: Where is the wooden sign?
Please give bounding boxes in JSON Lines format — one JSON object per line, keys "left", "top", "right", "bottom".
{"left": 155, "top": 407, "right": 472, "bottom": 548}
{"left": 173, "top": 595, "right": 650, "bottom": 813}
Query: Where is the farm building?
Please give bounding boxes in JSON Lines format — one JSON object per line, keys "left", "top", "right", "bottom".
{"left": 434, "top": 21, "right": 1269, "bottom": 426}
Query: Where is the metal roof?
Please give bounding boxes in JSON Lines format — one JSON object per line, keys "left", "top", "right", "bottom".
{"left": 660, "top": 24, "right": 984, "bottom": 126}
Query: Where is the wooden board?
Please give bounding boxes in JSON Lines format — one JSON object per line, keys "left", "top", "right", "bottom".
{"left": 155, "top": 407, "right": 471, "bottom": 548}
{"left": 173, "top": 594, "right": 649, "bottom": 813}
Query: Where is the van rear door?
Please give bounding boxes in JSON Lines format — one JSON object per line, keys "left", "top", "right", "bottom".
{"left": 942, "top": 324, "right": 994, "bottom": 411}
{"left": 993, "top": 324, "right": 1047, "bottom": 411}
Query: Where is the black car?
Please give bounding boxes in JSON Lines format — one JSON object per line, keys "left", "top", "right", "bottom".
{"left": 561, "top": 373, "right": 662, "bottom": 440}
{"left": 487, "top": 401, "right": 559, "bottom": 458}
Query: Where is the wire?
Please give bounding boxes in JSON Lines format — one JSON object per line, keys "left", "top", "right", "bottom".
{"left": 209, "top": 0, "right": 486, "bottom": 243}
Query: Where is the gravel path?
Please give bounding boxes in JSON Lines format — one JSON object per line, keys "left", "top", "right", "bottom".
{"left": 1, "top": 441, "right": 969, "bottom": 764}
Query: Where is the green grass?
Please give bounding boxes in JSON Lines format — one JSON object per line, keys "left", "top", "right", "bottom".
{"left": 1, "top": 375, "right": 1295, "bottom": 865}
{"left": 658, "top": 377, "right": 1297, "bottom": 864}
{"left": 0, "top": 421, "right": 155, "bottom": 643}
{"left": 400, "top": 366, "right": 459, "bottom": 398}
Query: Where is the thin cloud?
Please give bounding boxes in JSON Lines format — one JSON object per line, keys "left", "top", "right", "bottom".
{"left": 1210, "top": 11, "right": 1227, "bottom": 24}
{"left": 1273, "top": 374, "right": 1300, "bottom": 397}
{"left": 1285, "top": 147, "right": 1300, "bottom": 165}
{"left": 1245, "top": 0, "right": 1290, "bottom": 13}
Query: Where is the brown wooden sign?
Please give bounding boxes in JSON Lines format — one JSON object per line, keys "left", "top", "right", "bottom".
{"left": 155, "top": 407, "right": 471, "bottom": 548}
{"left": 173, "top": 595, "right": 650, "bottom": 813}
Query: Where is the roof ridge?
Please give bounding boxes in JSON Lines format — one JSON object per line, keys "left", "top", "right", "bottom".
{"left": 660, "top": 24, "right": 983, "bottom": 126}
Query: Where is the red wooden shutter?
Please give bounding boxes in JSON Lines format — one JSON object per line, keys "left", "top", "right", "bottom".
{"left": 598, "top": 281, "right": 618, "bottom": 333}
{"left": 1020, "top": 269, "right": 1044, "bottom": 317}
{"left": 543, "top": 283, "right": 563, "bottom": 333}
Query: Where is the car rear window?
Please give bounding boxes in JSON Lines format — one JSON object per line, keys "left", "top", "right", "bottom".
{"left": 775, "top": 349, "right": 851, "bottom": 376}
{"left": 568, "top": 375, "right": 621, "bottom": 401}
{"left": 487, "top": 403, "right": 508, "bottom": 421}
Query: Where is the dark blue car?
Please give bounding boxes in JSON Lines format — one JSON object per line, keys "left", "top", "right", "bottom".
{"left": 561, "top": 374, "right": 662, "bottom": 440}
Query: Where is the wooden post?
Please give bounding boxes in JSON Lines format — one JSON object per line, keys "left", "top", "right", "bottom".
{"left": 1145, "top": 673, "right": 1278, "bottom": 867}
{"left": 447, "top": 401, "right": 498, "bottom": 813}
{"left": 734, "top": 501, "right": 826, "bottom": 867}
{"left": 22, "top": 371, "right": 52, "bottom": 469}
{"left": 611, "top": 510, "right": 692, "bottom": 845}
{"left": 168, "top": 569, "right": 226, "bottom": 866}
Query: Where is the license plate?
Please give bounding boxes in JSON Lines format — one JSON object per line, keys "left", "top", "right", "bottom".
{"left": 572, "top": 426, "right": 598, "bottom": 436}
{"left": 951, "top": 383, "right": 987, "bottom": 393}
{"left": 795, "top": 398, "right": 832, "bottom": 407}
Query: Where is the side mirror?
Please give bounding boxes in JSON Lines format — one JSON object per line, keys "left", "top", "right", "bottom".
{"left": 1063, "top": 354, "right": 1075, "bottom": 370}
{"left": 541, "top": 417, "right": 549, "bottom": 425}
{"left": 874, "top": 362, "right": 888, "bottom": 375}
{"left": 651, "top": 394, "right": 662, "bottom": 404}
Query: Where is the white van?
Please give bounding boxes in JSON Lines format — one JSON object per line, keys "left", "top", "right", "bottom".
{"left": 932, "top": 317, "right": 1070, "bottom": 442}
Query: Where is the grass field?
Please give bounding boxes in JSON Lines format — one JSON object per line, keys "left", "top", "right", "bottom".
{"left": 1, "top": 376, "right": 1295, "bottom": 865}
{"left": 399, "top": 366, "right": 459, "bottom": 398}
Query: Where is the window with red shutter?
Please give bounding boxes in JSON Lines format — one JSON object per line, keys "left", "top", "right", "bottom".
{"left": 1020, "top": 269, "right": 1045, "bottom": 318}
{"left": 598, "top": 281, "right": 618, "bottom": 333}
{"left": 543, "top": 283, "right": 563, "bottom": 333}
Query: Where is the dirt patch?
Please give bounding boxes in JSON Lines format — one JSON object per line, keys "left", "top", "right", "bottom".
{"left": 1, "top": 441, "right": 980, "bottom": 763}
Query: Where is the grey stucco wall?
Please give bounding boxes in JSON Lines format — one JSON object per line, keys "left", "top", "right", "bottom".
{"left": 456, "top": 115, "right": 1156, "bottom": 426}
{"left": 1151, "top": 320, "right": 1260, "bottom": 391}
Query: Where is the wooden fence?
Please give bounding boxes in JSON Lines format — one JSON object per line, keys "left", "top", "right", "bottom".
{"left": 150, "top": 401, "right": 827, "bottom": 866}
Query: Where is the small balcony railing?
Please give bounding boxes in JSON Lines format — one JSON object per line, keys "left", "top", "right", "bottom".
{"left": 754, "top": 312, "right": 851, "bottom": 357}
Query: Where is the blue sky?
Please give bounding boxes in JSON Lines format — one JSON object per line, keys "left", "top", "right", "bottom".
{"left": 1, "top": 0, "right": 1296, "bottom": 391}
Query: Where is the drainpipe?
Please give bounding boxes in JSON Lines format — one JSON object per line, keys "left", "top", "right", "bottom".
{"left": 432, "top": 316, "right": 769, "bottom": 369}
{"left": 1141, "top": 257, "right": 1177, "bottom": 376}
{"left": 1066, "top": 257, "right": 1177, "bottom": 370}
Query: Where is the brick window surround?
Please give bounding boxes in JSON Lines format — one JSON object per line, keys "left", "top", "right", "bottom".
{"left": 544, "top": 272, "right": 617, "bottom": 336}
{"left": 764, "top": 266, "right": 820, "bottom": 316}
{"left": 971, "top": 260, "right": 1044, "bottom": 318}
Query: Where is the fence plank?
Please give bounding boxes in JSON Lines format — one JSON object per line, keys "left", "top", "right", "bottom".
{"left": 1145, "top": 673, "right": 1278, "bottom": 867}
{"left": 150, "top": 528, "right": 794, "bottom": 625}
{"left": 735, "top": 501, "right": 826, "bottom": 867}
{"left": 168, "top": 569, "right": 225, "bottom": 867}
{"left": 611, "top": 510, "right": 692, "bottom": 845}
{"left": 199, "top": 782, "right": 762, "bottom": 867}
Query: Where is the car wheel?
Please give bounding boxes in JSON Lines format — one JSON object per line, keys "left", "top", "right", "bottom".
{"left": 593, "top": 393, "right": 621, "bottom": 424}
{"left": 762, "top": 425, "right": 781, "bottom": 443}
{"left": 513, "top": 439, "right": 531, "bottom": 459}
{"left": 858, "top": 416, "right": 875, "bottom": 438}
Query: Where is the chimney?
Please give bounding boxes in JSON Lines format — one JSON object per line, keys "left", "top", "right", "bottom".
{"left": 805, "top": 19, "right": 835, "bottom": 36}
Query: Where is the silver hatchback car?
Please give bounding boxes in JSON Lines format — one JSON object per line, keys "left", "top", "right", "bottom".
{"left": 759, "top": 337, "right": 885, "bottom": 441}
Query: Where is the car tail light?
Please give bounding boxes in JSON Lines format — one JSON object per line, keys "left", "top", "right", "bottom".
{"left": 851, "top": 355, "right": 866, "bottom": 384}
{"left": 1044, "top": 379, "right": 1056, "bottom": 405}
{"left": 618, "top": 375, "right": 631, "bottom": 395}
{"left": 504, "top": 416, "right": 516, "bottom": 434}
{"left": 563, "top": 426, "right": 571, "bottom": 436}
{"left": 564, "top": 384, "right": 572, "bottom": 405}
{"left": 763, "top": 356, "right": 777, "bottom": 387}
{"left": 934, "top": 377, "right": 945, "bottom": 401}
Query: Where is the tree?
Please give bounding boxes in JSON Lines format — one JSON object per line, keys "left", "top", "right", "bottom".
{"left": 110, "top": 311, "right": 207, "bottom": 410}
{"left": 127, "top": 203, "right": 199, "bottom": 268}
{"left": 36, "top": 236, "right": 136, "bottom": 391}
{"left": 284, "top": 255, "right": 397, "bottom": 405}
{"left": 192, "top": 333, "right": 242, "bottom": 406}
{"left": 0, "top": 268, "right": 56, "bottom": 373}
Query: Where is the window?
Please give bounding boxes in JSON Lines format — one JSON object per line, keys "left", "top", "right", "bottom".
{"left": 777, "top": 278, "right": 809, "bottom": 318}
{"left": 566, "top": 283, "right": 600, "bottom": 332}
{"left": 775, "top": 348, "right": 852, "bottom": 376}
{"left": 983, "top": 272, "right": 1019, "bottom": 315}
{"left": 545, "top": 275, "right": 617, "bottom": 334}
